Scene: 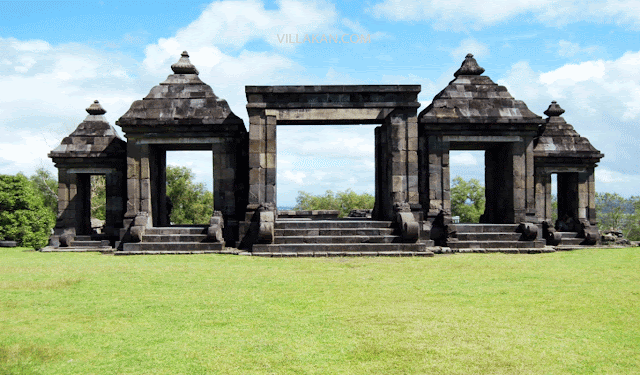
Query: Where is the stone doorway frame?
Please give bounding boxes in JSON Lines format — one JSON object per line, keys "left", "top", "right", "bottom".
{"left": 242, "top": 85, "right": 423, "bottom": 225}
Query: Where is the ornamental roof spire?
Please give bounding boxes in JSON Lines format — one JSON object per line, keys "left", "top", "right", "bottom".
{"left": 171, "top": 51, "right": 199, "bottom": 74}
{"left": 454, "top": 53, "right": 485, "bottom": 77}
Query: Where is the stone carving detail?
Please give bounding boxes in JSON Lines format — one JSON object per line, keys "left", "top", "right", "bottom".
{"left": 206, "top": 211, "right": 224, "bottom": 243}
{"left": 518, "top": 222, "right": 539, "bottom": 241}
{"left": 59, "top": 233, "right": 74, "bottom": 247}
{"left": 129, "top": 213, "right": 148, "bottom": 243}
{"left": 394, "top": 202, "right": 419, "bottom": 242}
{"left": 580, "top": 221, "right": 599, "bottom": 245}
{"left": 542, "top": 221, "right": 561, "bottom": 246}
{"left": 257, "top": 203, "right": 276, "bottom": 244}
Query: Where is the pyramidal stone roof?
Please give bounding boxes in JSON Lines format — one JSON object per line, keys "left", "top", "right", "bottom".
{"left": 117, "top": 51, "right": 244, "bottom": 131}
{"left": 48, "top": 100, "right": 126, "bottom": 159}
{"left": 420, "top": 54, "right": 543, "bottom": 124}
{"left": 534, "top": 101, "right": 604, "bottom": 162}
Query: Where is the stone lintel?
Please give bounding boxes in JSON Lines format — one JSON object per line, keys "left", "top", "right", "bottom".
{"left": 246, "top": 85, "right": 421, "bottom": 94}
{"left": 443, "top": 135, "right": 522, "bottom": 143}
{"left": 262, "top": 108, "right": 395, "bottom": 123}
{"left": 67, "top": 168, "right": 117, "bottom": 175}
{"left": 137, "top": 137, "right": 226, "bottom": 145}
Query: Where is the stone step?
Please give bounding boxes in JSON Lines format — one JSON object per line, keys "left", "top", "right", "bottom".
{"left": 558, "top": 238, "right": 585, "bottom": 245}
{"left": 142, "top": 234, "right": 208, "bottom": 243}
{"left": 456, "top": 232, "right": 522, "bottom": 241}
{"left": 273, "top": 235, "right": 400, "bottom": 244}
{"left": 275, "top": 220, "right": 393, "bottom": 229}
{"left": 70, "top": 240, "right": 111, "bottom": 248}
{"left": 453, "top": 224, "right": 520, "bottom": 233}
{"left": 122, "top": 242, "right": 224, "bottom": 252}
{"left": 556, "top": 231, "right": 581, "bottom": 239}
{"left": 448, "top": 240, "right": 543, "bottom": 249}
{"left": 144, "top": 227, "right": 207, "bottom": 235}
{"left": 114, "top": 250, "right": 233, "bottom": 256}
{"left": 275, "top": 228, "right": 395, "bottom": 236}
{"left": 252, "top": 251, "right": 435, "bottom": 257}
{"left": 252, "top": 243, "right": 433, "bottom": 253}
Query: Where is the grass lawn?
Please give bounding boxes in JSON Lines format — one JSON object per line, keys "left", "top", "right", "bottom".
{"left": 1, "top": 247, "right": 639, "bottom": 374}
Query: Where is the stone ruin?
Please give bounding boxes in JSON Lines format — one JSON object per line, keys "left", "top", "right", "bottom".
{"left": 46, "top": 52, "right": 604, "bottom": 256}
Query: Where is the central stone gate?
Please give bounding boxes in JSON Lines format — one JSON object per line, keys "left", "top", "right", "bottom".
{"left": 243, "top": 84, "right": 422, "bottom": 221}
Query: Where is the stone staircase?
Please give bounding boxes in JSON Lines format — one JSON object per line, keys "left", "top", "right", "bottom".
{"left": 41, "top": 235, "right": 112, "bottom": 252}
{"left": 117, "top": 226, "right": 225, "bottom": 255}
{"left": 252, "top": 219, "right": 437, "bottom": 257}
{"left": 553, "top": 231, "right": 590, "bottom": 250}
{"left": 446, "top": 224, "right": 551, "bottom": 253}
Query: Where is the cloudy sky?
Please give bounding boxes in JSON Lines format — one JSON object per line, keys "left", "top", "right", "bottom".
{"left": 1, "top": 0, "right": 639, "bottom": 207}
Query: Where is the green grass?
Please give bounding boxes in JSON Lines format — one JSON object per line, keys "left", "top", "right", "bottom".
{"left": 1, "top": 247, "right": 639, "bottom": 374}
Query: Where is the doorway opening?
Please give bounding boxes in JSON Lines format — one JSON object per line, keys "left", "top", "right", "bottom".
{"left": 164, "top": 150, "right": 214, "bottom": 225}
{"left": 449, "top": 151, "right": 485, "bottom": 223}
{"left": 276, "top": 124, "right": 376, "bottom": 216}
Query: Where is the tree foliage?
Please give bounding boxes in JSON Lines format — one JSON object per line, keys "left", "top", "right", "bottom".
{"left": 0, "top": 174, "right": 55, "bottom": 249}
{"left": 29, "top": 167, "right": 58, "bottom": 217}
{"left": 451, "top": 176, "right": 485, "bottom": 223}
{"left": 90, "top": 175, "right": 106, "bottom": 221}
{"left": 294, "top": 189, "right": 374, "bottom": 217}
{"left": 166, "top": 165, "right": 213, "bottom": 224}
{"left": 596, "top": 192, "right": 640, "bottom": 240}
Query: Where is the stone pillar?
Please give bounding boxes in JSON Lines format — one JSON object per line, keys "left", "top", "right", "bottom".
{"left": 54, "top": 168, "right": 76, "bottom": 237}
{"left": 577, "top": 170, "right": 592, "bottom": 223}
{"left": 384, "top": 110, "right": 420, "bottom": 220}
{"left": 586, "top": 167, "right": 597, "bottom": 225}
{"left": 124, "top": 141, "right": 152, "bottom": 228}
{"left": 213, "top": 140, "right": 239, "bottom": 243}
{"left": 373, "top": 126, "right": 382, "bottom": 219}
{"left": 512, "top": 141, "right": 527, "bottom": 223}
{"left": 524, "top": 138, "right": 537, "bottom": 222}
{"left": 535, "top": 170, "right": 553, "bottom": 223}
{"left": 420, "top": 135, "right": 450, "bottom": 222}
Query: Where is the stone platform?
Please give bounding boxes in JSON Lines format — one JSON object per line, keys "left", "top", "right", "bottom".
{"left": 445, "top": 224, "right": 548, "bottom": 253}
{"left": 119, "top": 226, "right": 225, "bottom": 253}
{"left": 252, "top": 219, "right": 437, "bottom": 256}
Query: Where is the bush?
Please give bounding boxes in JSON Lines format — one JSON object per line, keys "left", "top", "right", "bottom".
{"left": 0, "top": 174, "right": 55, "bottom": 249}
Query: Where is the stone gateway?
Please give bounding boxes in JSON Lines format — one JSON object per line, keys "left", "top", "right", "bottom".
{"left": 47, "top": 52, "right": 603, "bottom": 256}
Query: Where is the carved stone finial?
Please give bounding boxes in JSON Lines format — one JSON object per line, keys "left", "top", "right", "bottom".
{"left": 544, "top": 101, "right": 565, "bottom": 117}
{"left": 171, "top": 51, "right": 199, "bottom": 74}
{"left": 86, "top": 100, "right": 106, "bottom": 115}
{"left": 454, "top": 53, "right": 485, "bottom": 77}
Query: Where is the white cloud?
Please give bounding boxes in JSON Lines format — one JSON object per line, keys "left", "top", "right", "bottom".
{"left": 450, "top": 38, "right": 489, "bottom": 60}
{"left": 142, "top": 0, "right": 338, "bottom": 76}
{"left": 499, "top": 51, "right": 640, "bottom": 121}
{"left": 557, "top": 40, "right": 599, "bottom": 58}
{"left": 450, "top": 152, "right": 479, "bottom": 166}
{"left": 368, "top": 0, "right": 640, "bottom": 30}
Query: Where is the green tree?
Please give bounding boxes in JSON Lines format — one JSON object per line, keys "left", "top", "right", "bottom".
{"left": 596, "top": 192, "right": 640, "bottom": 240}
{"left": 166, "top": 165, "right": 213, "bottom": 224}
{"left": 0, "top": 174, "right": 55, "bottom": 249}
{"left": 451, "top": 176, "right": 485, "bottom": 223}
{"left": 294, "top": 189, "right": 374, "bottom": 217}
{"left": 29, "top": 167, "right": 58, "bottom": 217}
{"left": 90, "top": 175, "right": 106, "bottom": 221}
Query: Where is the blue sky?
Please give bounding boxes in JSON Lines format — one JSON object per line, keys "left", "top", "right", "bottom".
{"left": 1, "top": 0, "right": 639, "bottom": 207}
